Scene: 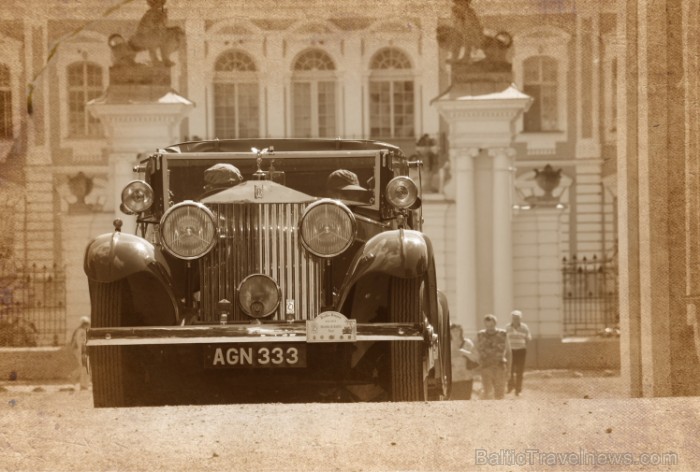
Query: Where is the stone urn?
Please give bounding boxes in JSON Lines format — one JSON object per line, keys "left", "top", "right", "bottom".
{"left": 534, "top": 164, "right": 562, "bottom": 199}
{"left": 68, "top": 172, "right": 94, "bottom": 214}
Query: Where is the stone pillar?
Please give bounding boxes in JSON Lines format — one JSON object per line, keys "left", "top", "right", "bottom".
{"left": 88, "top": 88, "right": 193, "bottom": 233}
{"left": 453, "top": 147, "right": 478, "bottom": 332}
{"left": 490, "top": 147, "right": 516, "bottom": 319}
{"left": 513, "top": 207, "right": 564, "bottom": 339}
{"left": 618, "top": 0, "right": 700, "bottom": 396}
{"left": 434, "top": 85, "right": 531, "bottom": 333}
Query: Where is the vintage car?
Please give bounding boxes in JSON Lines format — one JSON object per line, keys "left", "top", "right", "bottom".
{"left": 84, "top": 139, "right": 451, "bottom": 406}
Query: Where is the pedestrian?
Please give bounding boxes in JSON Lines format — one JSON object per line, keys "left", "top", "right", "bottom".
{"left": 450, "top": 324, "right": 479, "bottom": 400}
{"left": 474, "top": 314, "right": 511, "bottom": 399}
{"left": 506, "top": 310, "right": 532, "bottom": 396}
{"left": 69, "top": 316, "right": 91, "bottom": 390}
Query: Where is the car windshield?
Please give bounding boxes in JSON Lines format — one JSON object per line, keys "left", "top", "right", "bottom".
{"left": 162, "top": 151, "right": 380, "bottom": 208}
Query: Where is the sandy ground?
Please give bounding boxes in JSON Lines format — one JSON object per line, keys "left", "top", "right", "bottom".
{"left": 0, "top": 371, "right": 698, "bottom": 472}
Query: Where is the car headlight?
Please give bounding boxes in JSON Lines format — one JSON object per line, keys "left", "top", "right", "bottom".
{"left": 385, "top": 176, "right": 418, "bottom": 209}
{"left": 238, "top": 274, "right": 281, "bottom": 318}
{"left": 121, "top": 180, "right": 154, "bottom": 213}
{"left": 299, "top": 199, "right": 356, "bottom": 258}
{"left": 160, "top": 201, "right": 217, "bottom": 259}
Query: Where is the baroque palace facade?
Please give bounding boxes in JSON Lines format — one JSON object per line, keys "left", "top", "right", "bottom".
{"left": 0, "top": 0, "right": 618, "bottom": 363}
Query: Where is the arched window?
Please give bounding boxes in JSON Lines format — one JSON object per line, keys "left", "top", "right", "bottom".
{"left": 67, "top": 61, "right": 103, "bottom": 137}
{"left": 369, "top": 48, "right": 414, "bottom": 139}
{"left": 0, "top": 64, "right": 12, "bottom": 139}
{"left": 523, "top": 56, "right": 559, "bottom": 132}
{"left": 213, "top": 50, "right": 259, "bottom": 139}
{"left": 292, "top": 49, "right": 336, "bottom": 138}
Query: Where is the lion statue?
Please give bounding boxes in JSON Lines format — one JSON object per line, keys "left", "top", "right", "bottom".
{"left": 109, "top": 0, "right": 185, "bottom": 67}
{"left": 437, "top": 0, "right": 512, "bottom": 66}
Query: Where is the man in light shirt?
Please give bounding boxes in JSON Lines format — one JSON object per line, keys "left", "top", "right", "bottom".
{"left": 506, "top": 310, "right": 531, "bottom": 396}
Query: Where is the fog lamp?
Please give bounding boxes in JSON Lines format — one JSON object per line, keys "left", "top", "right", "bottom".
{"left": 386, "top": 176, "right": 418, "bottom": 209}
{"left": 121, "top": 180, "right": 154, "bottom": 213}
{"left": 238, "top": 274, "right": 281, "bottom": 318}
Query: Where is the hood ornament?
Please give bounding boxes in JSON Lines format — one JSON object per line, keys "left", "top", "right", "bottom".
{"left": 251, "top": 146, "right": 275, "bottom": 181}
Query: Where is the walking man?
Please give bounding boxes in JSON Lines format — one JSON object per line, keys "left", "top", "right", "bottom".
{"left": 506, "top": 310, "right": 531, "bottom": 396}
{"left": 70, "top": 316, "right": 91, "bottom": 390}
{"left": 475, "top": 314, "right": 511, "bottom": 399}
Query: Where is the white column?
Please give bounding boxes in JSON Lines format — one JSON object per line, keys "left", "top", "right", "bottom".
{"left": 184, "top": 18, "right": 207, "bottom": 139}
{"left": 454, "top": 147, "right": 479, "bottom": 334}
{"left": 421, "top": 17, "right": 441, "bottom": 137}
{"left": 263, "top": 37, "right": 286, "bottom": 138}
{"left": 490, "top": 147, "right": 516, "bottom": 320}
{"left": 110, "top": 152, "right": 137, "bottom": 233}
{"left": 343, "top": 37, "right": 363, "bottom": 139}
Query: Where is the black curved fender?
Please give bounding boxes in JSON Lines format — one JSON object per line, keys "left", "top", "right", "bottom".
{"left": 84, "top": 231, "right": 180, "bottom": 321}
{"left": 337, "top": 229, "right": 433, "bottom": 310}
{"left": 84, "top": 231, "right": 171, "bottom": 283}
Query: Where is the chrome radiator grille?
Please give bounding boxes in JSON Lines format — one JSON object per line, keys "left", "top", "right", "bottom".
{"left": 200, "top": 203, "right": 322, "bottom": 321}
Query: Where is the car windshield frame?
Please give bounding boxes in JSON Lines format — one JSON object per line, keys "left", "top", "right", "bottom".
{"left": 160, "top": 150, "right": 383, "bottom": 211}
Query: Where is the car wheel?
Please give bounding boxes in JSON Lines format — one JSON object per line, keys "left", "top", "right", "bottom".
{"left": 428, "top": 292, "right": 451, "bottom": 400}
{"left": 89, "top": 281, "right": 140, "bottom": 408}
{"left": 389, "top": 277, "right": 427, "bottom": 401}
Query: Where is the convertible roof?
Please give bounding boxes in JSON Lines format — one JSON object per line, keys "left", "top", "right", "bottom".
{"left": 163, "top": 138, "right": 403, "bottom": 154}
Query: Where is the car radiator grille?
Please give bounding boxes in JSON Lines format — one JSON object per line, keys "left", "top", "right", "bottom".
{"left": 200, "top": 203, "right": 322, "bottom": 322}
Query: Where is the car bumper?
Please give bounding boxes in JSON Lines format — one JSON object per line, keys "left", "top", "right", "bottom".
{"left": 87, "top": 322, "right": 426, "bottom": 347}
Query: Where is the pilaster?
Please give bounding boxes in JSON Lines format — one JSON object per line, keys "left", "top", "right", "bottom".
{"left": 452, "top": 147, "right": 479, "bottom": 332}
{"left": 490, "top": 147, "right": 517, "bottom": 320}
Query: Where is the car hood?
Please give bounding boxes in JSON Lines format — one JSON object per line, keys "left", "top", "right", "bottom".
{"left": 201, "top": 180, "right": 316, "bottom": 204}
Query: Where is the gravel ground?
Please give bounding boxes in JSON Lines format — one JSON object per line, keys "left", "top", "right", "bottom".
{"left": 0, "top": 371, "right": 697, "bottom": 472}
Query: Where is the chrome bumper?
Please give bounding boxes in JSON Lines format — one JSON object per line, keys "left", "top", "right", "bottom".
{"left": 87, "top": 322, "right": 425, "bottom": 347}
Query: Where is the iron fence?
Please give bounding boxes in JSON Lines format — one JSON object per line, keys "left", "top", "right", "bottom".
{"left": 562, "top": 254, "right": 619, "bottom": 337}
{"left": 0, "top": 262, "right": 67, "bottom": 347}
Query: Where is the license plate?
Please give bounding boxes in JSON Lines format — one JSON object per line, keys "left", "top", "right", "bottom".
{"left": 204, "top": 343, "right": 306, "bottom": 369}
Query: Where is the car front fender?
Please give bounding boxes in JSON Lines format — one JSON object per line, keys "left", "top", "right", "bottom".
{"left": 337, "top": 229, "right": 433, "bottom": 309}
{"left": 84, "top": 231, "right": 173, "bottom": 286}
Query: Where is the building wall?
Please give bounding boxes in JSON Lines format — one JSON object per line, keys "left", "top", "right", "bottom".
{"left": 1, "top": 0, "right": 619, "bottom": 351}
{"left": 618, "top": 0, "right": 700, "bottom": 396}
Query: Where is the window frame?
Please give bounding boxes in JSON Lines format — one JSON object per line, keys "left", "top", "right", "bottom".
{"left": 290, "top": 49, "right": 338, "bottom": 139}
{"left": 0, "top": 63, "right": 14, "bottom": 141}
{"left": 512, "top": 26, "right": 571, "bottom": 153}
{"left": 522, "top": 55, "right": 560, "bottom": 133}
{"left": 57, "top": 34, "right": 110, "bottom": 158}
{"left": 212, "top": 49, "right": 261, "bottom": 140}
{"left": 66, "top": 60, "right": 104, "bottom": 139}
{"left": 367, "top": 47, "right": 416, "bottom": 140}
{"left": 0, "top": 34, "right": 22, "bottom": 162}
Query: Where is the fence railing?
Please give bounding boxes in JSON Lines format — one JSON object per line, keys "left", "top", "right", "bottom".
{"left": 562, "top": 254, "right": 619, "bottom": 337}
{"left": 0, "top": 262, "right": 67, "bottom": 347}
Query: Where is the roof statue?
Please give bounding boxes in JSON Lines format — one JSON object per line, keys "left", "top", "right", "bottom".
{"left": 437, "top": 0, "right": 513, "bottom": 72}
{"left": 109, "top": 0, "right": 184, "bottom": 68}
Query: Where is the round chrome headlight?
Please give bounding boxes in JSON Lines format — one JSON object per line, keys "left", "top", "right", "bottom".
{"left": 299, "top": 199, "right": 356, "bottom": 258}
{"left": 238, "top": 274, "right": 281, "bottom": 319}
{"left": 160, "top": 201, "right": 217, "bottom": 260}
{"left": 121, "top": 180, "right": 154, "bottom": 213}
{"left": 385, "top": 176, "right": 418, "bottom": 209}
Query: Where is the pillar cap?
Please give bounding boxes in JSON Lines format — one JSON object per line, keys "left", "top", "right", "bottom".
{"left": 433, "top": 83, "right": 532, "bottom": 106}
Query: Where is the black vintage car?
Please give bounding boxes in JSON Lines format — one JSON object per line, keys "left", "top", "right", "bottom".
{"left": 84, "top": 139, "right": 451, "bottom": 406}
